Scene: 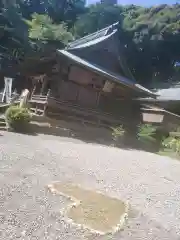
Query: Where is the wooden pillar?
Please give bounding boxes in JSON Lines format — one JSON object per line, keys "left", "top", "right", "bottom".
{"left": 75, "top": 85, "right": 80, "bottom": 103}
{"left": 96, "top": 91, "right": 101, "bottom": 107}
{"left": 43, "top": 89, "right": 51, "bottom": 116}
{"left": 123, "top": 101, "right": 141, "bottom": 147}
{"left": 30, "top": 84, "right": 36, "bottom": 100}
{"left": 40, "top": 75, "right": 48, "bottom": 95}
{"left": 38, "top": 74, "right": 45, "bottom": 95}
{"left": 30, "top": 76, "right": 38, "bottom": 99}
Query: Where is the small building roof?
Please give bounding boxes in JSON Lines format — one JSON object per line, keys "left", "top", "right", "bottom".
{"left": 156, "top": 88, "right": 180, "bottom": 101}
{"left": 138, "top": 87, "right": 180, "bottom": 102}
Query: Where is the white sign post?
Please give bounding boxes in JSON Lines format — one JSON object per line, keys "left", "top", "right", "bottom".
{"left": 19, "top": 89, "right": 29, "bottom": 108}
{"left": 4, "top": 77, "right": 13, "bottom": 103}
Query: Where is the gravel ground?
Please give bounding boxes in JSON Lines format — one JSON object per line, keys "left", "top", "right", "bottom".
{"left": 0, "top": 131, "right": 180, "bottom": 239}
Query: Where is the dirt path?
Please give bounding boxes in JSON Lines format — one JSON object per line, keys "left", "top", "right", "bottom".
{"left": 0, "top": 131, "right": 179, "bottom": 239}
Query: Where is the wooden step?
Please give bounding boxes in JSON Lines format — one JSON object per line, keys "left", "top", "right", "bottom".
{"left": 0, "top": 121, "right": 6, "bottom": 127}
{"left": 0, "top": 115, "right": 5, "bottom": 121}
{"left": 0, "top": 126, "right": 7, "bottom": 131}
{"left": 0, "top": 116, "right": 7, "bottom": 130}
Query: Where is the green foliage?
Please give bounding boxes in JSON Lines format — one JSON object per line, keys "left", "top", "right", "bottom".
{"left": 111, "top": 125, "right": 125, "bottom": 141}
{"left": 47, "top": 0, "right": 86, "bottom": 28}
{"left": 0, "top": 0, "right": 79, "bottom": 69}
{"left": 137, "top": 124, "right": 157, "bottom": 142}
{"left": 73, "top": 3, "right": 123, "bottom": 37}
{"left": 1, "top": 1, "right": 180, "bottom": 85}
{"left": 162, "top": 136, "right": 180, "bottom": 154}
{"left": 18, "top": 0, "right": 86, "bottom": 27}
{"left": 0, "top": 1, "right": 31, "bottom": 70}
{"left": 122, "top": 4, "right": 180, "bottom": 34}
{"left": 121, "top": 4, "right": 180, "bottom": 85}
{"left": 5, "top": 106, "right": 31, "bottom": 131}
{"left": 74, "top": 3, "right": 180, "bottom": 85}
{"left": 27, "top": 13, "right": 73, "bottom": 43}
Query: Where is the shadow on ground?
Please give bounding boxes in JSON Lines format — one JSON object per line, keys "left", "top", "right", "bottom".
{"left": 30, "top": 122, "right": 114, "bottom": 145}
{"left": 26, "top": 120, "right": 161, "bottom": 153}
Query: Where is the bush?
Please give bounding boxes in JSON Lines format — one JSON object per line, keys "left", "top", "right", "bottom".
{"left": 5, "top": 106, "right": 31, "bottom": 132}
{"left": 137, "top": 124, "right": 164, "bottom": 152}
{"left": 137, "top": 124, "right": 157, "bottom": 142}
{"left": 111, "top": 125, "right": 125, "bottom": 146}
{"left": 111, "top": 123, "right": 165, "bottom": 152}
{"left": 112, "top": 125, "right": 125, "bottom": 140}
{"left": 162, "top": 136, "right": 180, "bottom": 154}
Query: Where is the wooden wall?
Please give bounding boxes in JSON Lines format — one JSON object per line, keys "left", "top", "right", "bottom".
{"left": 56, "top": 80, "right": 98, "bottom": 107}
{"left": 50, "top": 60, "right": 139, "bottom": 117}
{"left": 51, "top": 62, "right": 104, "bottom": 108}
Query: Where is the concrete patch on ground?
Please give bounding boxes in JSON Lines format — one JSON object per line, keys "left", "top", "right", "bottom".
{"left": 47, "top": 182, "right": 129, "bottom": 235}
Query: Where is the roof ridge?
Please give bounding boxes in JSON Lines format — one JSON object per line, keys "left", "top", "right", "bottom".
{"left": 66, "top": 22, "right": 119, "bottom": 49}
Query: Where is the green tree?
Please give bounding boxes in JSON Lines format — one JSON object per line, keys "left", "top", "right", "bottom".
{"left": 1, "top": 0, "right": 180, "bottom": 87}
{"left": 0, "top": 0, "right": 29, "bottom": 67}
{"left": 74, "top": 3, "right": 180, "bottom": 85}
{"left": 47, "top": 0, "right": 86, "bottom": 27}
{"left": 121, "top": 4, "right": 180, "bottom": 85}
{"left": 17, "top": 0, "right": 86, "bottom": 27}
{"left": 73, "top": 3, "right": 124, "bottom": 37}
{"left": 26, "top": 13, "right": 73, "bottom": 44}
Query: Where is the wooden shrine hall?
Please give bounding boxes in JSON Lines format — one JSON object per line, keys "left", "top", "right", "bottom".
{"left": 31, "top": 22, "right": 157, "bottom": 128}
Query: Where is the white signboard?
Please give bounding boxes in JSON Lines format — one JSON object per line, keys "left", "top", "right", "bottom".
{"left": 4, "top": 77, "right": 13, "bottom": 103}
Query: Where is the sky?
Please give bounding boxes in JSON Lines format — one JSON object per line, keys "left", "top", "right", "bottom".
{"left": 87, "top": 0, "right": 179, "bottom": 6}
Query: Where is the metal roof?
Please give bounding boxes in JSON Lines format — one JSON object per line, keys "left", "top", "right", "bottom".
{"left": 156, "top": 88, "right": 180, "bottom": 101}
{"left": 138, "top": 87, "right": 180, "bottom": 102}
{"left": 57, "top": 49, "right": 156, "bottom": 98}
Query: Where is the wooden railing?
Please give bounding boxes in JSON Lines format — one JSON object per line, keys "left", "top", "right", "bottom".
{"left": 30, "top": 94, "right": 48, "bottom": 103}
{"left": 29, "top": 93, "right": 49, "bottom": 116}
{"left": 31, "top": 94, "right": 180, "bottom": 127}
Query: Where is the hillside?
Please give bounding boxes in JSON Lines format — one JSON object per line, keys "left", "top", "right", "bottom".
{"left": 1, "top": 1, "right": 180, "bottom": 85}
